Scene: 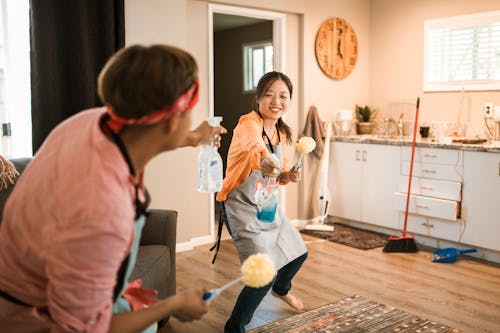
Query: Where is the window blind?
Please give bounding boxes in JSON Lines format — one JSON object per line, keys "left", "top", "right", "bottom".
{"left": 424, "top": 11, "right": 500, "bottom": 91}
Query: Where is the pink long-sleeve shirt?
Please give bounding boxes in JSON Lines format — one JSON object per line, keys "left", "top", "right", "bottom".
{"left": 0, "top": 108, "right": 137, "bottom": 332}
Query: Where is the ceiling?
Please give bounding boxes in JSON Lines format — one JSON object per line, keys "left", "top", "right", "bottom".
{"left": 213, "top": 13, "right": 269, "bottom": 32}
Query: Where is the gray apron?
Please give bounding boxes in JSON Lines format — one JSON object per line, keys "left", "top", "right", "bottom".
{"left": 111, "top": 213, "right": 156, "bottom": 333}
{"left": 224, "top": 142, "right": 307, "bottom": 270}
{"left": 106, "top": 115, "right": 156, "bottom": 333}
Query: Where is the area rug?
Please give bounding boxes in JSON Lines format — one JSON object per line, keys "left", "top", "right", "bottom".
{"left": 300, "top": 222, "right": 389, "bottom": 250}
{"left": 248, "top": 295, "right": 460, "bottom": 333}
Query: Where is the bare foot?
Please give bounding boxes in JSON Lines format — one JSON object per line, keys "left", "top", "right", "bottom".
{"left": 271, "top": 290, "right": 304, "bottom": 311}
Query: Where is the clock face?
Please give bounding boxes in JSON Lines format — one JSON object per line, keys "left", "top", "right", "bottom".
{"left": 315, "top": 18, "right": 358, "bottom": 80}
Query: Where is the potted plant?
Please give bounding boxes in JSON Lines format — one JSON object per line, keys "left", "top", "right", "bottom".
{"left": 355, "top": 104, "right": 376, "bottom": 134}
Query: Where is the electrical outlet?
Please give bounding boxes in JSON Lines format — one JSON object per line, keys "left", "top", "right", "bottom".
{"left": 484, "top": 102, "right": 494, "bottom": 118}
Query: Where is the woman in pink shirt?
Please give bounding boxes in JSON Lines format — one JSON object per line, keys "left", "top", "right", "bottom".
{"left": 0, "top": 45, "right": 225, "bottom": 332}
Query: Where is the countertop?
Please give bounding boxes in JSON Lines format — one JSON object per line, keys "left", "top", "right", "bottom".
{"left": 332, "top": 135, "right": 500, "bottom": 153}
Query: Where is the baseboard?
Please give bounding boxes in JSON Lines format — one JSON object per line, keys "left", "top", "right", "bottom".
{"left": 290, "top": 216, "right": 327, "bottom": 227}
{"left": 176, "top": 234, "right": 213, "bottom": 253}
{"left": 330, "top": 216, "right": 500, "bottom": 265}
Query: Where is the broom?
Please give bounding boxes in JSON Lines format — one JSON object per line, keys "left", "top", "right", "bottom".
{"left": 383, "top": 97, "right": 420, "bottom": 253}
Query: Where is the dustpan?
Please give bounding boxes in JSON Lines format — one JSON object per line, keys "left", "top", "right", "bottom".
{"left": 432, "top": 247, "right": 477, "bottom": 263}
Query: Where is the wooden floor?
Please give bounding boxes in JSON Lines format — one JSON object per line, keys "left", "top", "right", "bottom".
{"left": 160, "top": 233, "right": 500, "bottom": 333}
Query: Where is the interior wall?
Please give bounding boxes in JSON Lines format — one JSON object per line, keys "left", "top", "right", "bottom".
{"left": 370, "top": 0, "right": 500, "bottom": 135}
{"left": 214, "top": 21, "right": 273, "bottom": 174}
{"left": 124, "top": 0, "right": 371, "bottom": 246}
{"left": 125, "top": 0, "right": 212, "bottom": 246}
{"left": 282, "top": 13, "right": 301, "bottom": 219}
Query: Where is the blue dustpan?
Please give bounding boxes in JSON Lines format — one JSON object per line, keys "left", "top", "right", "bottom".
{"left": 432, "top": 247, "right": 477, "bottom": 263}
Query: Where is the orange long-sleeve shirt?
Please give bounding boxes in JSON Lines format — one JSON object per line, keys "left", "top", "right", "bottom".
{"left": 217, "top": 111, "right": 289, "bottom": 201}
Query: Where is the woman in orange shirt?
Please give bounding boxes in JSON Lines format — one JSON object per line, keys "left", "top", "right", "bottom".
{"left": 215, "top": 71, "right": 308, "bottom": 333}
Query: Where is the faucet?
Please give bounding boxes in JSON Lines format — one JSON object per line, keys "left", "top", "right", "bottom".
{"left": 397, "top": 113, "right": 404, "bottom": 136}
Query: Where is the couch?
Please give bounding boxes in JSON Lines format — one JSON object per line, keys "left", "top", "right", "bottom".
{"left": 0, "top": 158, "right": 177, "bottom": 306}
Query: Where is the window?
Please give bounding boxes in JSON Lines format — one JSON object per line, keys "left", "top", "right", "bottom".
{"left": 0, "top": 0, "right": 31, "bottom": 157}
{"left": 423, "top": 10, "right": 500, "bottom": 92}
{"left": 243, "top": 41, "right": 273, "bottom": 92}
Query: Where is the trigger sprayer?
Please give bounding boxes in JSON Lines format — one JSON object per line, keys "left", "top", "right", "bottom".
{"left": 197, "top": 117, "right": 223, "bottom": 193}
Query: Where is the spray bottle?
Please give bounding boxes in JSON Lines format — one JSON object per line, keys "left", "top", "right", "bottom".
{"left": 255, "top": 153, "right": 280, "bottom": 222}
{"left": 197, "top": 117, "right": 223, "bottom": 193}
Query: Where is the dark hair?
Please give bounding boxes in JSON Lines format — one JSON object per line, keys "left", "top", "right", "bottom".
{"left": 254, "top": 71, "right": 293, "bottom": 144}
{"left": 98, "top": 44, "right": 198, "bottom": 119}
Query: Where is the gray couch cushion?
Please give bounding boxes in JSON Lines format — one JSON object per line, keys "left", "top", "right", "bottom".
{"left": 130, "top": 245, "right": 171, "bottom": 299}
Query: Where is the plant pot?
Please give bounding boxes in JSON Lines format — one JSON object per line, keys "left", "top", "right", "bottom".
{"left": 357, "top": 122, "right": 373, "bottom": 134}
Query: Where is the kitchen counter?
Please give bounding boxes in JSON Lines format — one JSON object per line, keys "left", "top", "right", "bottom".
{"left": 332, "top": 135, "right": 500, "bottom": 153}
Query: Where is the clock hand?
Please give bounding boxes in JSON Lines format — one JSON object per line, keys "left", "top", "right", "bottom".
{"left": 337, "top": 27, "right": 344, "bottom": 58}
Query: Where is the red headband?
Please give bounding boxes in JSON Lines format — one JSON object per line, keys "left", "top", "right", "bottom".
{"left": 106, "top": 78, "right": 200, "bottom": 133}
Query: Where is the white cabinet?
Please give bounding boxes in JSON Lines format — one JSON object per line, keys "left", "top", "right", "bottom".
{"left": 461, "top": 151, "right": 500, "bottom": 251}
{"left": 394, "top": 192, "right": 459, "bottom": 220}
{"left": 329, "top": 140, "right": 500, "bottom": 254}
{"left": 329, "top": 142, "right": 361, "bottom": 221}
{"left": 329, "top": 142, "right": 400, "bottom": 229}
{"left": 394, "top": 147, "right": 463, "bottom": 241}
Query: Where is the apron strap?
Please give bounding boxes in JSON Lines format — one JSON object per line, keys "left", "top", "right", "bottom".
{"left": 101, "top": 115, "right": 149, "bottom": 219}
{"left": 257, "top": 111, "right": 281, "bottom": 155}
{"left": 209, "top": 208, "right": 224, "bottom": 264}
{"left": 0, "top": 290, "right": 31, "bottom": 307}
{"left": 100, "top": 114, "right": 150, "bottom": 302}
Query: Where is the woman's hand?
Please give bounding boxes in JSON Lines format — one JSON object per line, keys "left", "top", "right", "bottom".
{"left": 170, "top": 288, "right": 209, "bottom": 322}
{"left": 278, "top": 167, "right": 301, "bottom": 184}
{"left": 188, "top": 121, "right": 227, "bottom": 147}
{"left": 109, "top": 288, "right": 209, "bottom": 332}
{"left": 260, "top": 155, "right": 280, "bottom": 178}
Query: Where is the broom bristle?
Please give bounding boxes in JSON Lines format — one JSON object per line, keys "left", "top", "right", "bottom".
{"left": 383, "top": 236, "right": 418, "bottom": 253}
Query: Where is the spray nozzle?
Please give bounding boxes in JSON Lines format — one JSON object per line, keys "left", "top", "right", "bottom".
{"left": 205, "top": 117, "right": 223, "bottom": 146}
{"left": 207, "top": 116, "right": 222, "bottom": 127}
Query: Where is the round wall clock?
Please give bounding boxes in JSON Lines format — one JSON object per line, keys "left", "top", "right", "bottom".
{"left": 315, "top": 17, "right": 358, "bottom": 80}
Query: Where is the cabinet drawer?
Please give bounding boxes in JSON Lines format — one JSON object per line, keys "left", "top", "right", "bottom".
{"left": 398, "top": 176, "right": 462, "bottom": 201}
{"left": 403, "top": 214, "right": 463, "bottom": 242}
{"left": 394, "top": 192, "right": 459, "bottom": 220}
{"left": 402, "top": 147, "right": 463, "bottom": 165}
{"left": 401, "top": 161, "right": 463, "bottom": 182}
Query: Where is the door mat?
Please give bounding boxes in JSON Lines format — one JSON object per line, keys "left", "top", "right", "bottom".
{"left": 300, "top": 222, "right": 389, "bottom": 250}
{"left": 248, "top": 295, "right": 460, "bottom": 333}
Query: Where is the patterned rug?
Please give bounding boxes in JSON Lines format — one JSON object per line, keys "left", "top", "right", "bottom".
{"left": 300, "top": 222, "right": 390, "bottom": 250}
{"left": 248, "top": 295, "right": 460, "bottom": 333}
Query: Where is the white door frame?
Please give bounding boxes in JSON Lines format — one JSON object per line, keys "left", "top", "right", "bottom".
{"left": 208, "top": 4, "right": 287, "bottom": 241}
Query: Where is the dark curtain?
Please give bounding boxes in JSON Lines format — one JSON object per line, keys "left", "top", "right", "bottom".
{"left": 29, "top": 0, "right": 125, "bottom": 153}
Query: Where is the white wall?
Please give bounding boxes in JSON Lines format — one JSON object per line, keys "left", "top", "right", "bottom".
{"left": 125, "top": 0, "right": 212, "bottom": 248}
{"left": 370, "top": 0, "right": 500, "bottom": 135}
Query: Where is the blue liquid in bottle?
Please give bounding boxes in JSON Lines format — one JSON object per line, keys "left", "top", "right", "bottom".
{"left": 257, "top": 202, "right": 277, "bottom": 222}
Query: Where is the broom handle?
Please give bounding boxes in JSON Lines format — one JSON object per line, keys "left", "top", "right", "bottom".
{"left": 403, "top": 97, "right": 420, "bottom": 237}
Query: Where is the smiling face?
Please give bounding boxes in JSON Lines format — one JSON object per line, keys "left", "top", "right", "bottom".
{"left": 257, "top": 79, "right": 291, "bottom": 124}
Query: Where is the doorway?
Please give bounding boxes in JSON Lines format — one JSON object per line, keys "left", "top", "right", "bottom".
{"left": 208, "top": 4, "right": 287, "bottom": 241}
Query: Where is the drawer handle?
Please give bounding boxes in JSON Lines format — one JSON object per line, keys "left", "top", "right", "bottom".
{"left": 424, "top": 153, "right": 437, "bottom": 158}
{"left": 422, "top": 169, "right": 436, "bottom": 174}
{"left": 362, "top": 150, "right": 367, "bottom": 162}
{"left": 416, "top": 204, "right": 429, "bottom": 209}
{"left": 355, "top": 150, "right": 360, "bottom": 161}
{"left": 421, "top": 222, "right": 435, "bottom": 228}
{"left": 420, "top": 186, "right": 433, "bottom": 190}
